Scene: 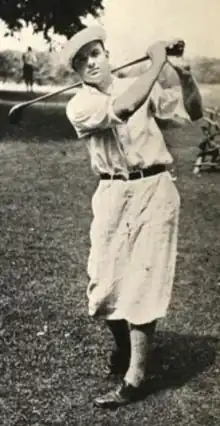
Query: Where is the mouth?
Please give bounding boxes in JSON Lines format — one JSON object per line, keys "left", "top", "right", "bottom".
{"left": 89, "top": 69, "right": 100, "bottom": 76}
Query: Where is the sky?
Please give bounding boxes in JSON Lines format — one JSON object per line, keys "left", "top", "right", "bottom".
{"left": 0, "top": 0, "right": 219, "bottom": 64}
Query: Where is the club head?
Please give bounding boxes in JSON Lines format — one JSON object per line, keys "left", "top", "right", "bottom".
{"left": 8, "top": 103, "right": 24, "bottom": 125}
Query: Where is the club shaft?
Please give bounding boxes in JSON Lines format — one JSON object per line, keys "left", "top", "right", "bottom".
{"left": 9, "top": 40, "right": 185, "bottom": 119}
{"left": 17, "top": 54, "right": 150, "bottom": 109}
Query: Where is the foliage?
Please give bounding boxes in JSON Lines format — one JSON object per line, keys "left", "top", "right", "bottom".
{"left": 0, "top": 49, "right": 22, "bottom": 82}
{"left": 0, "top": 0, "right": 104, "bottom": 40}
{"left": 0, "top": 49, "right": 80, "bottom": 85}
{"left": 190, "top": 57, "right": 220, "bottom": 85}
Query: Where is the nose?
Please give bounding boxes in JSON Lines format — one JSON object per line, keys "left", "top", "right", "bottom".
{"left": 87, "top": 55, "right": 95, "bottom": 69}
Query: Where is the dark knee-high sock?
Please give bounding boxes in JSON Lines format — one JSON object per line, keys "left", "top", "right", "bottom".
{"left": 106, "top": 320, "right": 130, "bottom": 354}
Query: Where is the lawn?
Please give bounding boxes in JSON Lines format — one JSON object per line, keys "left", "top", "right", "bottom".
{"left": 0, "top": 90, "right": 220, "bottom": 425}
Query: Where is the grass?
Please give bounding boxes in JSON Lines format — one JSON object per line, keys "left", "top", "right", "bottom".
{"left": 0, "top": 93, "right": 220, "bottom": 425}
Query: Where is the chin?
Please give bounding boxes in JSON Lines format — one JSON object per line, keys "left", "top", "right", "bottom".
{"left": 85, "top": 76, "right": 103, "bottom": 86}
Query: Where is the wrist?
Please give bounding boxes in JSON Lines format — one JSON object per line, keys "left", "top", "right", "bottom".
{"left": 151, "top": 56, "right": 166, "bottom": 72}
{"left": 179, "top": 72, "right": 194, "bottom": 87}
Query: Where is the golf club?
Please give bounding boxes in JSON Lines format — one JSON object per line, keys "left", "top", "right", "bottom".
{"left": 8, "top": 39, "right": 185, "bottom": 125}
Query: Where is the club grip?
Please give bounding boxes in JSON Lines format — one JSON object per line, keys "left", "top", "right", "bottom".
{"left": 166, "top": 40, "right": 185, "bottom": 57}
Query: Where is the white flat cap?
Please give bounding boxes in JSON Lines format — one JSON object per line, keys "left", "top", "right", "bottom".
{"left": 60, "top": 25, "right": 107, "bottom": 67}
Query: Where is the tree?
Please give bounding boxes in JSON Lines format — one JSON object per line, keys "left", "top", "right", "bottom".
{"left": 0, "top": 0, "right": 104, "bottom": 40}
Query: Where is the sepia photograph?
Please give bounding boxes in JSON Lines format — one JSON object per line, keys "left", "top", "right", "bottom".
{"left": 0, "top": 0, "right": 219, "bottom": 424}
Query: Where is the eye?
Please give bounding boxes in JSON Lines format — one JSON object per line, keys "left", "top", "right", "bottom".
{"left": 78, "top": 56, "right": 87, "bottom": 64}
{"left": 74, "top": 55, "right": 87, "bottom": 69}
{"left": 91, "top": 49, "right": 100, "bottom": 57}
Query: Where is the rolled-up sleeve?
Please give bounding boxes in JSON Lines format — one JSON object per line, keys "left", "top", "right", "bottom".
{"left": 150, "top": 82, "right": 191, "bottom": 126}
{"left": 66, "top": 90, "right": 122, "bottom": 139}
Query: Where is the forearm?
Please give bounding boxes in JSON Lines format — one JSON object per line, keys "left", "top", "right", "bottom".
{"left": 179, "top": 74, "right": 203, "bottom": 121}
{"left": 113, "top": 59, "right": 165, "bottom": 120}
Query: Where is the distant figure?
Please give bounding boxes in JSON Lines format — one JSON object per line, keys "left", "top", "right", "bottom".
{"left": 193, "top": 125, "right": 220, "bottom": 174}
{"left": 199, "top": 130, "right": 219, "bottom": 163}
{"left": 22, "top": 47, "right": 37, "bottom": 92}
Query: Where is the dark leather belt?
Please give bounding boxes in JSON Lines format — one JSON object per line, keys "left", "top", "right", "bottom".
{"left": 100, "top": 164, "right": 166, "bottom": 181}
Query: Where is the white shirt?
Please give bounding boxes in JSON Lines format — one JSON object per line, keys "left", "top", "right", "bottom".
{"left": 66, "top": 76, "right": 190, "bottom": 177}
{"left": 23, "top": 51, "right": 36, "bottom": 67}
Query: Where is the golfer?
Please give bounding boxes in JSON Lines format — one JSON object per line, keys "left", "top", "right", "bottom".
{"left": 64, "top": 26, "right": 203, "bottom": 408}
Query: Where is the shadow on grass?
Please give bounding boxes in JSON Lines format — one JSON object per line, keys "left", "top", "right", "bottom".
{"left": 0, "top": 98, "right": 77, "bottom": 142}
{"left": 135, "top": 331, "right": 218, "bottom": 400}
{"left": 0, "top": 89, "right": 73, "bottom": 103}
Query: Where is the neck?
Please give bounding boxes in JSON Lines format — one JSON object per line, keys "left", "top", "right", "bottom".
{"left": 97, "top": 73, "right": 113, "bottom": 93}
{"left": 85, "top": 73, "right": 113, "bottom": 94}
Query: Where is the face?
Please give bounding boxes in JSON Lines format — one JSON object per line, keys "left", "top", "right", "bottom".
{"left": 72, "top": 41, "right": 111, "bottom": 88}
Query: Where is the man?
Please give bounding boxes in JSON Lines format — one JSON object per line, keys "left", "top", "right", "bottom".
{"left": 64, "top": 25, "right": 203, "bottom": 408}
{"left": 22, "top": 46, "right": 37, "bottom": 92}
